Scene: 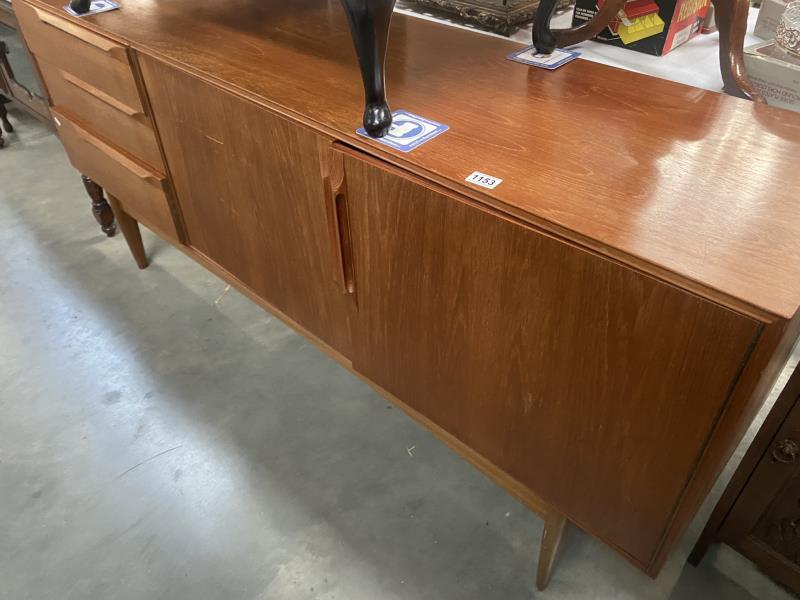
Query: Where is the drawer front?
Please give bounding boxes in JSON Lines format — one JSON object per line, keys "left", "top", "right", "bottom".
{"left": 38, "top": 59, "right": 164, "bottom": 171}
{"left": 52, "top": 108, "right": 177, "bottom": 241}
{"left": 15, "top": 1, "right": 143, "bottom": 114}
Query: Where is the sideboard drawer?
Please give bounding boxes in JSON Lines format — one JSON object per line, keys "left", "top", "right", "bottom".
{"left": 52, "top": 108, "right": 177, "bottom": 241}
{"left": 38, "top": 59, "right": 164, "bottom": 171}
{"left": 15, "top": 1, "right": 144, "bottom": 115}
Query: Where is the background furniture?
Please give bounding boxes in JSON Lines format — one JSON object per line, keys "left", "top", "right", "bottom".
{"left": 691, "top": 355, "right": 800, "bottom": 594}
{"left": 0, "top": 0, "right": 49, "bottom": 122}
{"left": 14, "top": 0, "right": 800, "bottom": 591}
{"left": 532, "top": 0, "right": 762, "bottom": 100}
{"left": 401, "top": 0, "right": 570, "bottom": 34}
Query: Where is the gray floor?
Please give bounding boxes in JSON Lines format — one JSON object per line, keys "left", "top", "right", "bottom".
{"left": 1, "top": 108, "right": 797, "bottom": 600}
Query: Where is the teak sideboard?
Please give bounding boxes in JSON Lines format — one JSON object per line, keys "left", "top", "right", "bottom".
{"left": 14, "top": 0, "right": 800, "bottom": 590}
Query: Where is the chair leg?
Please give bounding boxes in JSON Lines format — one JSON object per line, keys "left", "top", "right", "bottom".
{"left": 81, "top": 175, "right": 117, "bottom": 237}
{"left": 533, "top": 0, "right": 626, "bottom": 53}
{"left": 712, "top": 0, "right": 764, "bottom": 101}
{"left": 107, "top": 194, "right": 149, "bottom": 269}
{"left": 536, "top": 509, "right": 568, "bottom": 591}
{"left": 0, "top": 97, "right": 13, "bottom": 133}
{"left": 69, "top": 0, "right": 91, "bottom": 14}
{"left": 339, "top": 0, "right": 396, "bottom": 137}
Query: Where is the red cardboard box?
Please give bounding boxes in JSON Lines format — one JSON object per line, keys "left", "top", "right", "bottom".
{"left": 572, "top": 0, "right": 710, "bottom": 55}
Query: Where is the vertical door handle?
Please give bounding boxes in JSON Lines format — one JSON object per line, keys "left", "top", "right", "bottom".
{"left": 322, "top": 147, "right": 356, "bottom": 296}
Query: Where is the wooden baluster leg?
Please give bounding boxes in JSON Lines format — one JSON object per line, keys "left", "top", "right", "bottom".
{"left": 536, "top": 509, "right": 568, "bottom": 591}
{"left": 0, "top": 96, "right": 13, "bottom": 133}
{"left": 339, "top": 0, "right": 396, "bottom": 138}
{"left": 81, "top": 175, "right": 117, "bottom": 237}
{"left": 712, "top": 0, "right": 764, "bottom": 101}
{"left": 534, "top": 0, "right": 627, "bottom": 53}
{"left": 107, "top": 194, "right": 149, "bottom": 269}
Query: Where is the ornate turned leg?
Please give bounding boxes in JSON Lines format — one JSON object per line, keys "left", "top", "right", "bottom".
{"left": 69, "top": 0, "right": 91, "bottom": 14}
{"left": 339, "top": 0, "right": 396, "bottom": 137}
{"left": 536, "top": 509, "right": 568, "bottom": 591}
{"left": 107, "top": 194, "right": 149, "bottom": 269}
{"left": 0, "top": 96, "right": 13, "bottom": 134}
{"left": 533, "top": 0, "right": 627, "bottom": 53}
{"left": 81, "top": 175, "right": 117, "bottom": 237}
{"left": 712, "top": 0, "right": 764, "bottom": 101}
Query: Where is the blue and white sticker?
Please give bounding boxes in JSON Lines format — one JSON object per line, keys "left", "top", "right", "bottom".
{"left": 64, "top": 0, "right": 120, "bottom": 17}
{"left": 507, "top": 45, "right": 580, "bottom": 70}
{"left": 357, "top": 110, "right": 449, "bottom": 153}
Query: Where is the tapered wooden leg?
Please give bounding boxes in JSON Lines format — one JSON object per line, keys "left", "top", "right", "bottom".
{"left": 712, "top": 0, "right": 764, "bottom": 101}
{"left": 81, "top": 175, "right": 117, "bottom": 237}
{"left": 107, "top": 194, "right": 149, "bottom": 269}
{"left": 533, "top": 0, "right": 626, "bottom": 53}
{"left": 339, "top": 0, "right": 396, "bottom": 137}
{"left": 536, "top": 510, "right": 567, "bottom": 591}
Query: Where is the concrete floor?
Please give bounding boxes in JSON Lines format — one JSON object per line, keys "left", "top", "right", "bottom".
{"left": 1, "top": 108, "right": 798, "bottom": 600}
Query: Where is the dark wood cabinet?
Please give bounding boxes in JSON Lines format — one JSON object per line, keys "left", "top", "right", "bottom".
{"left": 692, "top": 358, "right": 800, "bottom": 594}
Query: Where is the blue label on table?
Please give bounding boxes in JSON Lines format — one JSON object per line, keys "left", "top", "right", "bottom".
{"left": 357, "top": 110, "right": 449, "bottom": 153}
{"left": 63, "top": 0, "right": 120, "bottom": 17}
{"left": 508, "top": 46, "right": 581, "bottom": 70}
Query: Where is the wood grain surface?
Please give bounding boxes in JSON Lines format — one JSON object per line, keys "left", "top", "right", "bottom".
{"left": 139, "top": 55, "right": 353, "bottom": 355}
{"left": 25, "top": 0, "right": 800, "bottom": 320}
{"left": 342, "top": 148, "right": 760, "bottom": 566}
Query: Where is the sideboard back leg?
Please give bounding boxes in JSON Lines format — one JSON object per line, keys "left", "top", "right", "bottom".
{"left": 534, "top": 0, "right": 627, "bottom": 53}
{"left": 107, "top": 194, "right": 149, "bottom": 269}
{"left": 536, "top": 509, "right": 568, "bottom": 591}
{"left": 712, "top": 0, "right": 763, "bottom": 101}
{"left": 339, "top": 0, "right": 396, "bottom": 137}
{"left": 81, "top": 174, "right": 117, "bottom": 237}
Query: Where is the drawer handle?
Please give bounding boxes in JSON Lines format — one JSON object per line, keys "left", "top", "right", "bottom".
{"left": 61, "top": 71, "right": 143, "bottom": 118}
{"left": 33, "top": 6, "right": 127, "bottom": 58}
{"left": 70, "top": 120, "right": 162, "bottom": 185}
{"left": 773, "top": 439, "right": 800, "bottom": 464}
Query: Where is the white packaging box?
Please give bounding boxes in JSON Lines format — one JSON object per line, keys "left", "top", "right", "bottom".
{"left": 744, "top": 41, "right": 800, "bottom": 112}
{"left": 755, "top": 0, "right": 789, "bottom": 39}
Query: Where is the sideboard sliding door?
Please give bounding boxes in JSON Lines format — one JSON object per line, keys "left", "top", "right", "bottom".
{"left": 139, "top": 56, "right": 352, "bottom": 355}
{"left": 338, "top": 147, "right": 760, "bottom": 569}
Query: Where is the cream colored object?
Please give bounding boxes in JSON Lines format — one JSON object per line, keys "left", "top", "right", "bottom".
{"left": 744, "top": 40, "right": 800, "bottom": 111}
{"left": 776, "top": 1, "right": 800, "bottom": 56}
{"left": 754, "top": 0, "right": 788, "bottom": 39}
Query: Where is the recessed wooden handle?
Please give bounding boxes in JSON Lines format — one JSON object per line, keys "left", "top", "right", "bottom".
{"left": 33, "top": 5, "right": 127, "bottom": 58}
{"left": 68, "top": 118, "right": 162, "bottom": 184}
{"left": 322, "top": 148, "right": 355, "bottom": 296}
{"left": 60, "top": 70, "right": 143, "bottom": 118}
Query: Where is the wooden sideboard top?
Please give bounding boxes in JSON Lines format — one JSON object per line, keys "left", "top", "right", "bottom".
{"left": 30, "top": 0, "right": 800, "bottom": 320}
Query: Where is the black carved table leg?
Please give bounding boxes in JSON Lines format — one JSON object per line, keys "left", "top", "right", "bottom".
{"left": 69, "top": 0, "right": 91, "bottom": 14}
{"left": 712, "top": 0, "right": 763, "bottom": 101}
{"left": 533, "top": 0, "right": 627, "bottom": 53}
{"left": 0, "top": 95, "right": 11, "bottom": 149}
{"left": 339, "top": 0, "right": 397, "bottom": 137}
{"left": 81, "top": 175, "right": 117, "bottom": 237}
